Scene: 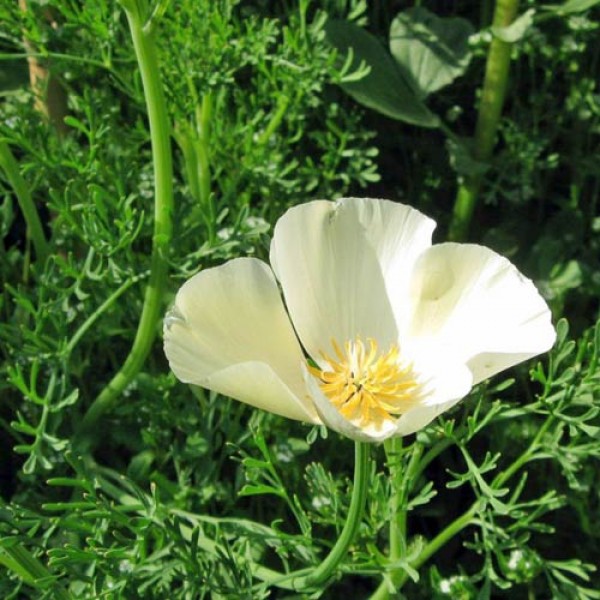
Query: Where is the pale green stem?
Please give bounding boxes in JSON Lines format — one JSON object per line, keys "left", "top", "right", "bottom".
{"left": 175, "top": 93, "right": 214, "bottom": 242}
{"left": 448, "top": 0, "right": 520, "bottom": 241}
{"left": 0, "top": 140, "right": 50, "bottom": 264}
{"left": 76, "top": 2, "right": 173, "bottom": 444}
{"left": 256, "top": 95, "right": 290, "bottom": 146}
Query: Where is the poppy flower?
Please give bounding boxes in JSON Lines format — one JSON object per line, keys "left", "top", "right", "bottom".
{"left": 164, "top": 198, "right": 555, "bottom": 442}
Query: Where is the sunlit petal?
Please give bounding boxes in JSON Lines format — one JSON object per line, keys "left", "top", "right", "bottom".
{"left": 164, "top": 258, "right": 319, "bottom": 422}
{"left": 407, "top": 243, "right": 556, "bottom": 385}
{"left": 270, "top": 198, "right": 435, "bottom": 363}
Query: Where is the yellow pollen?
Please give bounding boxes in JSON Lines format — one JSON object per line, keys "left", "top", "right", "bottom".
{"left": 308, "top": 338, "right": 419, "bottom": 429}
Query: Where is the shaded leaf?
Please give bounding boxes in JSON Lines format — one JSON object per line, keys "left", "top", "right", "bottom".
{"left": 325, "top": 19, "right": 439, "bottom": 128}
{"left": 390, "top": 7, "right": 474, "bottom": 97}
{"left": 542, "top": 0, "right": 600, "bottom": 14}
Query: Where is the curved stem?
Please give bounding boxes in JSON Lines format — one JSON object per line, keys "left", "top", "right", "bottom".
{"left": 298, "top": 441, "right": 370, "bottom": 589}
{"left": 448, "top": 0, "right": 520, "bottom": 241}
{"left": 75, "top": 3, "right": 173, "bottom": 444}
{"left": 0, "top": 140, "right": 50, "bottom": 264}
{"left": 62, "top": 272, "right": 147, "bottom": 358}
{"left": 257, "top": 442, "right": 371, "bottom": 591}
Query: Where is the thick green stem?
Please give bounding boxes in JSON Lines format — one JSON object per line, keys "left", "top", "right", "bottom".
{"left": 0, "top": 140, "right": 50, "bottom": 264}
{"left": 76, "top": 3, "right": 173, "bottom": 443}
{"left": 448, "top": 0, "right": 520, "bottom": 241}
{"left": 386, "top": 437, "right": 405, "bottom": 566}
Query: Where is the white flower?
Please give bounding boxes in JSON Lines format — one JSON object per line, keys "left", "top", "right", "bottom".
{"left": 164, "top": 198, "right": 556, "bottom": 442}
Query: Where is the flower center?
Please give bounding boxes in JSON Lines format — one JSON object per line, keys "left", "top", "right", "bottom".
{"left": 309, "top": 338, "right": 419, "bottom": 429}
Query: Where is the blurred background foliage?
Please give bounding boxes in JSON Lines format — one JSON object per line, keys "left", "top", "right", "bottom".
{"left": 0, "top": 0, "right": 598, "bottom": 598}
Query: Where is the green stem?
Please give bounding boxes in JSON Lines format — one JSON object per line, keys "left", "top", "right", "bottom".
{"left": 295, "top": 441, "right": 370, "bottom": 589}
{"left": 371, "top": 404, "right": 550, "bottom": 598}
{"left": 76, "top": 2, "right": 173, "bottom": 444}
{"left": 448, "top": 0, "right": 520, "bottom": 241}
{"left": 386, "top": 437, "right": 405, "bottom": 566}
{"left": 370, "top": 503, "right": 479, "bottom": 599}
{"left": 494, "top": 413, "right": 554, "bottom": 487}
{"left": 399, "top": 503, "right": 479, "bottom": 585}
{"left": 370, "top": 440, "right": 424, "bottom": 600}
{"left": 256, "top": 95, "right": 290, "bottom": 146}
{"left": 0, "top": 140, "right": 50, "bottom": 264}
{"left": 175, "top": 92, "right": 215, "bottom": 242}
{"left": 62, "top": 272, "right": 147, "bottom": 358}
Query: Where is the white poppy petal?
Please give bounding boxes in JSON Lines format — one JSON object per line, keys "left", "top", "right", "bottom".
{"left": 164, "top": 257, "right": 319, "bottom": 423}
{"left": 414, "top": 354, "right": 473, "bottom": 407}
{"left": 407, "top": 243, "right": 556, "bottom": 385}
{"left": 393, "top": 398, "right": 463, "bottom": 437}
{"left": 270, "top": 198, "right": 435, "bottom": 362}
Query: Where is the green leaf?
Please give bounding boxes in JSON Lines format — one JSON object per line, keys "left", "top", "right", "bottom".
{"left": 492, "top": 9, "right": 535, "bottom": 43}
{"left": 542, "top": 0, "right": 600, "bottom": 14}
{"left": 325, "top": 19, "right": 439, "bottom": 128}
{"left": 389, "top": 7, "right": 474, "bottom": 97}
{"left": 238, "top": 484, "right": 283, "bottom": 498}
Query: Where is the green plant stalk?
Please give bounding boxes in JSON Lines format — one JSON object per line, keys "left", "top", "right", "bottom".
{"left": 292, "top": 441, "right": 370, "bottom": 589}
{"left": 0, "top": 544, "right": 72, "bottom": 600}
{"left": 369, "top": 503, "right": 479, "bottom": 599}
{"left": 397, "top": 503, "right": 479, "bottom": 587}
{"left": 386, "top": 437, "right": 406, "bottom": 567}
{"left": 494, "top": 412, "right": 555, "bottom": 487}
{"left": 370, "top": 439, "right": 423, "bottom": 600}
{"left": 370, "top": 404, "right": 551, "bottom": 599}
{"left": 63, "top": 272, "right": 147, "bottom": 358}
{"left": 76, "top": 3, "right": 173, "bottom": 442}
{"left": 448, "top": 0, "right": 520, "bottom": 242}
{"left": 0, "top": 140, "right": 50, "bottom": 264}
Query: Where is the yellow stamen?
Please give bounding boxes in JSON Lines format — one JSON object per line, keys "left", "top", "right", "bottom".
{"left": 308, "top": 337, "right": 419, "bottom": 429}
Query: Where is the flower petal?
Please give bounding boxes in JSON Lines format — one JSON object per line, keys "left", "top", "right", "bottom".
{"left": 164, "top": 257, "right": 319, "bottom": 423}
{"left": 406, "top": 243, "right": 556, "bottom": 385}
{"left": 270, "top": 198, "right": 435, "bottom": 362}
{"left": 392, "top": 398, "right": 463, "bottom": 437}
